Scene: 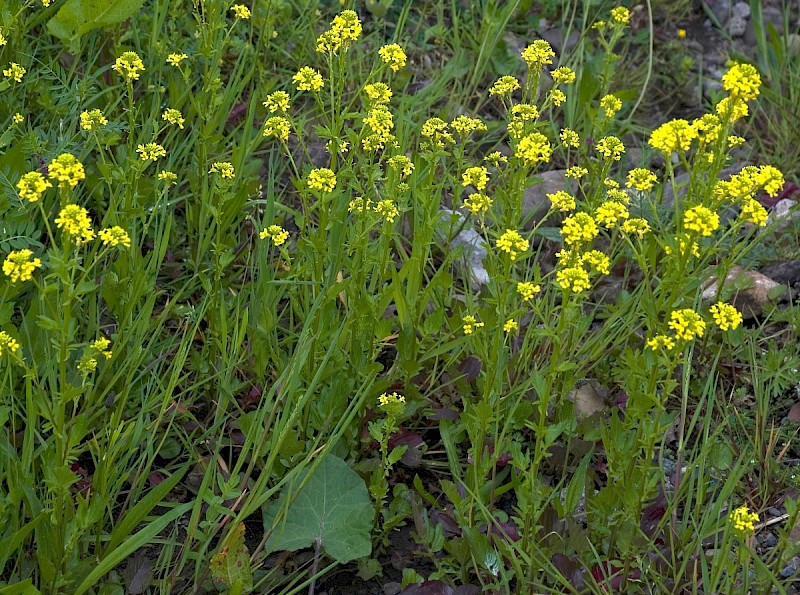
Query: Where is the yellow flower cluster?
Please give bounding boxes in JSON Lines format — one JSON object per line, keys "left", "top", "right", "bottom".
{"left": 648, "top": 119, "right": 698, "bottom": 154}
{"left": 665, "top": 233, "right": 700, "bottom": 258}
{"left": 488, "top": 75, "right": 520, "bottom": 97}
{"left": 600, "top": 94, "right": 622, "bottom": 118}
{"left": 387, "top": 155, "right": 414, "bottom": 178}
{"left": 48, "top": 153, "right": 86, "bottom": 188}
{"left": 521, "top": 40, "right": 555, "bottom": 69}
{"left": 515, "top": 132, "right": 552, "bottom": 166}
{"left": 496, "top": 229, "right": 529, "bottom": 261}
{"left": 565, "top": 166, "right": 588, "bottom": 179}
{"left": 364, "top": 83, "right": 392, "bottom": 105}
{"left": 3, "top": 249, "right": 42, "bottom": 282}
{"left": 317, "top": 10, "right": 362, "bottom": 53}
{"left": 582, "top": 250, "right": 611, "bottom": 275}
{"left": 548, "top": 89, "right": 566, "bottom": 106}
{"left": 3, "top": 63, "right": 25, "bottom": 83}
{"left": 517, "top": 281, "right": 541, "bottom": 301}
{"left": 307, "top": 168, "right": 337, "bottom": 192}
{"left": 548, "top": 190, "right": 576, "bottom": 212}
{"left": 450, "top": 115, "right": 487, "bottom": 138}
{"left": 462, "top": 315, "right": 484, "bottom": 335}
{"left": 231, "top": 4, "right": 251, "bottom": 19}
{"left": 374, "top": 199, "right": 400, "bottom": 223}
{"left": 0, "top": 331, "right": 21, "bottom": 357}
{"left": 99, "top": 226, "right": 131, "bottom": 248}
{"left": 293, "top": 66, "right": 324, "bottom": 92}
{"left": 462, "top": 166, "right": 489, "bottom": 191}
{"left": 595, "top": 201, "right": 629, "bottom": 229}
{"left": 595, "top": 136, "right": 625, "bottom": 161}
{"left": 420, "top": 117, "right": 453, "bottom": 148}
{"left": 113, "top": 51, "right": 145, "bottom": 81}
{"left": 560, "top": 128, "right": 580, "bottom": 148}
{"left": 667, "top": 308, "right": 706, "bottom": 341}
{"left": 166, "top": 53, "right": 188, "bottom": 67}
{"left": 263, "top": 116, "right": 291, "bottom": 141}
{"left": 363, "top": 105, "right": 396, "bottom": 151}
{"left": 55, "top": 204, "right": 95, "bottom": 244}
{"left": 626, "top": 168, "right": 657, "bottom": 191}
{"left": 610, "top": 6, "right": 630, "bottom": 25}
{"left": 137, "top": 143, "right": 167, "bottom": 162}
{"left": 260, "top": 224, "right": 290, "bottom": 246}
{"left": 378, "top": 392, "right": 406, "bottom": 416}
{"left": 209, "top": 162, "right": 235, "bottom": 179}
{"left": 729, "top": 505, "right": 759, "bottom": 537}
{"left": 683, "top": 205, "right": 719, "bottom": 236}
{"left": 264, "top": 91, "right": 291, "bottom": 113}
{"left": 645, "top": 335, "right": 675, "bottom": 351}
{"left": 80, "top": 109, "right": 108, "bottom": 131}
{"left": 503, "top": 319, "right": 518, "bottom": 333}
{"left": 463, "top": 193, "right": 492, "bottom": 216}
{"left": 90, "top": 337, "right": 113, "bottom": 359}
{"left": 551, "top": 66, "right": 576, "bottom": 85}
{"left": 162, "top": 108, "right": 185, "bottom": 129}
{"left": 722, "top": 63, "right": 761, "bottom": 101}
{"left": 740, "top": 197, "right": 768, "bottom": 226}
{"left": 17, "top": 172, "right": 52, "bottom": 202}
{"left": 561, "top": 212, "right": 598, "bottom": 246}
{"left": 556, "top": 266, "right": 591, "bottom": 293}
{"left": 709, "top": 302, "right": 743, "bottom": 331}
{"left": 158, "top": 170, "right": 178, "bottom": 185}
{"left": 378, "top": 44, "right": 407, "bottom": 71}
{"left": 621, "top": 218, "right": 651, "bottom": 237}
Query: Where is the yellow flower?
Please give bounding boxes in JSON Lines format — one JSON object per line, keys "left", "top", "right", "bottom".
{"left": 209, "top": 162, "right": 235, "bottom": 179}
{"left": 307, "top": 168, "right": 336, "bottom": 192}
{"left": 668, "top": 309, "right": 706, "bottom": 341}
{"left": 348, "top": 196, "right": 373, "bottom": 213}
{"left": 293, "top": 66, "right": 324, "bottom": 92}
{"left": 264, "top": 90, "right": 291, "bottom": 113}
{"left": 729, "top": 505, "right": 759, "bottom": 537}
{"left": 99, "top": 226, "right": 131, "bottom": 248}
{"left": 378, "top": 43, "right": 407, "bottom": 71}
{"left": 158, "top": 170, "right": 178, "bottom": 185}
{"left": 420, "top": 117, "right": 453, "bottom": 147}
{"left": 503, "top": 319, "right": 518, "bottom": 333}
{"left": 496, "top": 229, "right": 529, "bottom": 261}
{"left": 551, "top": 66, "right": 576, "bottom": 84}
{"left": 626, "top": 168, "right": 657, "bottom": 191}
{"left": 610, "top": 6, "right": 630, "bottom": 25}
{"left": 451, "top": 115, "right": 487, "bottom": 137}
{"left": 683, "top": 205, "right": 719, "bottom": 236}
{"left": 595, "top": 201, "right": 629, "bottom": 229}
{"left": 387, "top": 155, "right": 414, "bottom": 178}
{"left": 3, "top": 63, "right": 25, "bottom": 83}
{"left": 162, "top": 108, "right": 185, "bottom": 129}
{"left": 484, "top": 152, "right": 508, "bottom": 166}
{"left": 317, "top": 10, "right": 362, "bottom": 53}
{"left": 595, "top": 136, "right": 625, "bottom": 161}
{"left": 0, "top": 331, "right": 21, "bottom": 357}
{"left": 556, "top": 266, "right": 591, "bottom": 292}
{"left": 462, "top": 315, "right": 484, "bottom": 335}
{"left": 621, "top": 218, "right": 651, "bottom": 237}
{"left": 709, "top": 302, "right": 743, "bottom": 331}
{"left": 646, "top": 335, "right": 675, "bottom": 351}
{"left": 560, "top": 128, "right": 580, "bottom": 148}
{"left": 166, "top": 53, "right": 188, "bottom": 66}
{"left": 462, "top": 166, "right": 489, "bottom": 191}
{"left": 90, "top": 337, "right": 113, "bottom": 359}
{"left": 48, "top": 153, "right": 85, "bottom": 188}
{"left": 510, "top": 104, "right": 539, "bottom": 122}
{"left": 665, "top": 233, "right": 700, "bottom": 257}
{"left": 517, "top": 281, "right": 541, "bottom": 301}
{"left": 80, "top": 109, "right": 108, "bottom": 131}
{"left": 677, "top": 28, "right": 686, "bottom": 39}
{"left": 260, "top": 224, "right": 290, "bottom": 246}
{"left": 521, "top": 40, "right": 555, "bottom": 69}
{"left": 374, "top": 199, "right": 399, "bottom": 223}
{"left": 262, "top": 116, "right": 291, "bottom": 141}
{"left": 693, "top": 114, "right": 722, "bottom": 145}
{"left": 600, "top": 94, "right": 622, "bottom": 118}
{"left": 740, "top": 197, "right": 768, "bottom": 226}
{"left": 12, "top": 113, "right": 24, "bottom": 124}
{"left": 722, "top": 63, "right": 761, "bottom": 101}
{"left": 649, "top": 119, "right": 698, "bottom": 154}
{"left": 582, "top": 250, "right": 611, "bottom": 275}
{"left": 488, "top": 75, "right": 520, "bottom": 97}
{"left": 565, "top": 166, "right": 588, "bottom": 179}
{"left": 137, "top": 143, "right": 167, "bottom": 161}
{"left": 756, "top": 165, "right": 784, "bottom": 196}
{"left": 463, "top": 193, "right": 492, "bottom": 216}
{"left": 515, "top": 132, "right": 552, "bottom": 166}
{"left": 715, "top": 96, "right": 749, "bottom": 122}
{"left": 364, "top": 83, "right": 393, "bottom": 105}
{"left": 378, "top": 392, "right": 406, "bottom": 417}
{"left": 55, "top": 204, "right": 95, "bottom": 244}
{"left": 3, "top": 249, "right": 42, "bottom": 282}
{"left": 561, "top": 212, "right": 599, "bottom": 246}
{"left": 727, "top": 135, "right": 746, "bottom": 147}
{"left": 548, "top": 190, "right": 576, "bottom": 212}
{"left": 231, "top": 4, "right": 251, "bottom": 19}
{"left": 113, "top": 51, "right": 145, "bottom": 81}
{"left": 17, "top": 172, "right": 52, "bottom": 202}
{"left": 549, "top": 89, "right": 567, "bottom": 106}
{"left": 0, "top": 31, "right": 6, "bottom": 47}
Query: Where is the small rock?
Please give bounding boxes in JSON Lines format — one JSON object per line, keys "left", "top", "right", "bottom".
{"left": 728, "top": 14, "right": 747, "bottom": 37}
{"left": 570, "top": 381, "right": 606, "bottom": 421}
{"left": 383, "top": 582, "right": 402, "bottom": 595}
{"left": 766, "top": 199, "right": 799, "bottom": 232}
{"left": 709, "top": 0, "right": 732, "bottom": 25}
{"left": 522, "top": 169, "right": 573, "bottom": 228}
{"left": 732, "top": 2, "right": 750, "bottom": 19}
{"left": 762, "top": 532, "right": 778, "bottom": 548}
{"left": 701, "top": 265, "right": 784, "bottom": 318}
{"left": 760, "top": 261, "right": 800, "bottom": 287}
{"left": 437, "top": 209, "right": 489, "bottom": 287}
{"left": 768, "top": 507, "right": 784, "bottom": 517}
{"left": 780, "top": 564, "right": 797, "bottom": 579}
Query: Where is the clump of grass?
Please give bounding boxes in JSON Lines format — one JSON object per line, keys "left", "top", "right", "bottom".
{"left": 1, "top": 1, "right": 798, "bottom": 593}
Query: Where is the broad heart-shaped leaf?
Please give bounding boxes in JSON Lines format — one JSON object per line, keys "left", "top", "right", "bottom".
{"left": 262, "top": 454, "right": 372, "bottom": 563}
{"left": 47, "top": 0, "right": 146, "bottom": 43}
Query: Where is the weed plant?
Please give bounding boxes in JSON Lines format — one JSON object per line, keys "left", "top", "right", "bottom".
{"left": 0, "top": 1, "right": 798, "bottom": 593}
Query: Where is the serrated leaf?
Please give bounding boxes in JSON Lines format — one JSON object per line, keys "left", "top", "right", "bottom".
{"left": 47, "top": 0, "right": 146, "bottom": 42}
{"left": 262, "top": 454, "right": 372, "bottom": 563}
{"left": 210, "top": 523, "right": 252, "bottom": 594}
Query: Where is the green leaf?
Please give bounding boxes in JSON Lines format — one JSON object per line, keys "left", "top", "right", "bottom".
{"left": 563, "top": 452, "right": 592, "bottom": 515}
{"left": 47, "top": 0, "right": 146, "bottom": 42}
{"left": 262, "top": 454, "right": 373, "bottom": 563}
{"left": 210, "top": 523, "right": 253, "bottom": 594}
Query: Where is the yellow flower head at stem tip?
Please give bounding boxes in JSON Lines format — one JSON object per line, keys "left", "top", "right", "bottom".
{"left": 496, "top": 229, "right": 529, "bottom": 261}
{"left": 112, "top": 51, "right": 145, "bottom": 81}
{"left": 80, "top": 109, "right": 108, "bottom": 131}
{"left": 48, "top": 153, "right": 86, "bottom": 188}
{"left": 0, "top": 331, "right": 21, "bottom": 357}
{"left": 3, "top": 63, "right": 26, "bottom": 83}
{"left": 3, "top": 249, "right": 42, "bottom": 283}
{"left": 730, "top": 505, "right": 759, "bottom": 537}
{"left": 709, "top": 302, "right": 743, "bottom": 331}
{"left": 293, "top": 66, "right": 324, "bottom": 92}
{"left": 17, "top": 172, "right": 52, "bottom": 202}
{"left": 307, "top": 168, "right": 336, "bottom": 193}
{"left": 55, "top": 204, "right": 95, "bottom": 245}
{"left": 259, "top": 224, "right": 289, "bottom": 246}
{"left": 378, "top": 44, "right": 407, "bottom": 71}
{"left": 231, "top": 4, "right": 251, "bottom": 19}
{"left": 209, "top": 162, "right": 235, "bottom": 179}
{"left": 99, "top": 226, "right": 131, "bottom": 248}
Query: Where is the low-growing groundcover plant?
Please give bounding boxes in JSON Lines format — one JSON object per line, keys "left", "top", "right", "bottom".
{"left": 1, "top": 0, "right": 799, "bottom": 593}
